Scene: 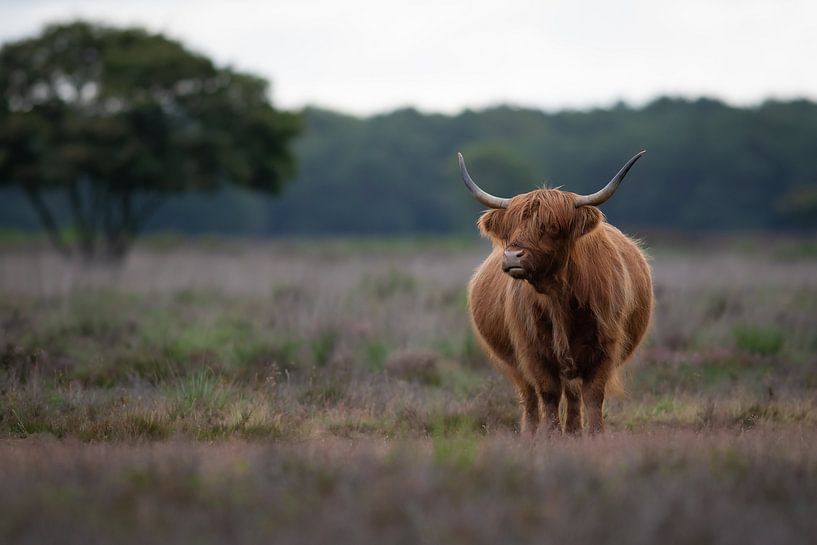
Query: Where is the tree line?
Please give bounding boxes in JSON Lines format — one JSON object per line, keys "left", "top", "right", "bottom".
{"left": 263, "top": 99, "right": 817, "bottom": 235}
{"left": 3, "top": 22, "right": 817, "bottom": 260}
{"left": 6, "top": 98, "right": 817, "bottom": 239}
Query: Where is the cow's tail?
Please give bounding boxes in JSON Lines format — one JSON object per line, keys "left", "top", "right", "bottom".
{"left": 605, "top": 366, "right": 625, "bottom": 397}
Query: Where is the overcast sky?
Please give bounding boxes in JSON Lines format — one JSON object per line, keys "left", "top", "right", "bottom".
{"left": 1, "top": 0, "right": 815, "bottom": 115}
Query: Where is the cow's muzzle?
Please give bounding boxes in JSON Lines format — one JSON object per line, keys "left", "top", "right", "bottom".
{"left": 502, "top": 248, "right": 528, "bottom": 279}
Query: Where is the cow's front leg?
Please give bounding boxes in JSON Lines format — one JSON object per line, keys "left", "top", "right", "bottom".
{"left": 530, "top": 363, "right": 562, "bottom": 436}
{"left": 577, "top": 336, "right": 620, "bottom": 434}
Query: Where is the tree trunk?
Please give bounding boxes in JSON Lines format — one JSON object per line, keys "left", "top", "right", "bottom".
{"left": 22, "top": 186, "right": 71, "bottom": 257}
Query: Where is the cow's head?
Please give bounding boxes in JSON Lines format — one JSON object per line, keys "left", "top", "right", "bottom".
{"left": 459, "top": 151, "right": 644, "bottom": 284}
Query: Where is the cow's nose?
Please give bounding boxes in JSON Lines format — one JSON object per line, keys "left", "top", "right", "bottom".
{"left": 504, "top": 248, "right": 525, "bottom": 260}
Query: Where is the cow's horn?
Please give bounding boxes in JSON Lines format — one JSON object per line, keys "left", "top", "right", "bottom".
{"left": 573, "top": 151, "right": 646, "bottom": 208}
{"left": 458, "top": 152, "right": 511, "bottom": 209}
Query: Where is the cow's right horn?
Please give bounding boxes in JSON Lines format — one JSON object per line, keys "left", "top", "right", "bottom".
{"left": 573, "top": 151, "right": 646, "bottom": 208}
{"left": 458, "top": 152, "right": 511, "bottom": 209}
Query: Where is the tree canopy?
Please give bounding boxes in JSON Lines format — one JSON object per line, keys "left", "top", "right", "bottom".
{"left": 0, "top": 21, "right": 299, "bottom": 259}
{"left": 259, "top": 99, "right": 817, "bottom": 235}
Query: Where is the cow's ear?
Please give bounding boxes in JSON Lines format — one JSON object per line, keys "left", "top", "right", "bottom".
{"left": 478, "top": 209, "right": 507, "bottom": 240}
{"left": 573, "top": 206, "right": 602, "bottom": 237}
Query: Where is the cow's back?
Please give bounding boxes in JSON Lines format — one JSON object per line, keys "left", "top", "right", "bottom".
{"left": 602, "top": 225, "right": 653, "bottom": 362}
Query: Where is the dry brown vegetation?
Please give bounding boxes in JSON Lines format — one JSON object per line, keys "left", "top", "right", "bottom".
{"left": 1, "top": 235, "right": 816, "bottom": 544}
{"left": 3, "top": 430, "right": 817, "bottom": 545}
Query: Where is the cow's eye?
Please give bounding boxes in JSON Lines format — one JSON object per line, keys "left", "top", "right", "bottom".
{"left": 545, "top": 223, "right": 560, "bottom": 236}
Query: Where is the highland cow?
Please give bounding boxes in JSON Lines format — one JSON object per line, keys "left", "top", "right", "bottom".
{"left": 460, "top": 151, "right": 653, "bottom": 435}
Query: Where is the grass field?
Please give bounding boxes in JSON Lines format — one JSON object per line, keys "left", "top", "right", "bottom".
{"left": 1, "top": 235, "right": 816, "bottom": 544}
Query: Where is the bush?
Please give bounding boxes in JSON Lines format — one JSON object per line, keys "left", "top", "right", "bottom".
{"left": 385, "top": 349, "right": 440, "bottom": 385}
{"left": 733, "top": 326, "right": 785, "bottom": 356}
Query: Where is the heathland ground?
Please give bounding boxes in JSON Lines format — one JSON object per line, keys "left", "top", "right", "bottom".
{"left": 1, "top": 234, "right": 816, "bottom": 544}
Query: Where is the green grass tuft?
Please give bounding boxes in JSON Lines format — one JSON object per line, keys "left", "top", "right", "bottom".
{"left": 733, "top": 325, "right": 785, "bottom": 356}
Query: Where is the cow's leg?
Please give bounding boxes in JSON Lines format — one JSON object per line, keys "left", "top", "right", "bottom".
{"left": 482, "top": 350, "right": 540, "bottom": 436}
{"left": 563, "top": 382, "right": 583, "bottom": 434}
{"left": 539, "top": 387, "right": 561, "bottom": 434}
{"left": 581, "top": 373, "right": 608, "bottom": 434}
{"left": 577, "top": 333, "right": 621, "bottom": 434}
{"left": 493, "top": 359, "right": 540, "bottom": 436}
{"left": 518, "top": 383, "right": 540, "bottom": 436}
{"left": 524, "top": 362, "right": 561, "bottom": 436}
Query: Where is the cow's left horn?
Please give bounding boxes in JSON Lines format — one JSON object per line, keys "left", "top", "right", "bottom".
{"left": 573, "top": 151, "right": 646, "bottom": 208}
{"left": 458, "top": 152, "right": 510, "bottom": 209}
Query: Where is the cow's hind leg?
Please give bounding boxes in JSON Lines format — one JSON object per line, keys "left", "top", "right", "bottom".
{"left": 563, "top": 381, "right": 583, "bottom": 434}
{"left": 518, "top": 383, "right": 540, "bottom": 436}
{"left": 581, "top": 379, "right": 605, "bottom": 434}
{"left": 538, "top": 388, "right": 561, "bottom": 434}
{"left": 535, "top": 369, "right": 563, "bottom": 435}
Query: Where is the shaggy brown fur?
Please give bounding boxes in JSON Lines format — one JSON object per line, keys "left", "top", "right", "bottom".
{"left": 468, "top": 189, "right": 653, "bottom": 435}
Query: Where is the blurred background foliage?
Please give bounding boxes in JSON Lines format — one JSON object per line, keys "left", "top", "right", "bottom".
{"left": 2, "top": 21, "right": 817, "bottom": 253}
{"left": 267, "top": 100, "right": 817, "bottom": 235}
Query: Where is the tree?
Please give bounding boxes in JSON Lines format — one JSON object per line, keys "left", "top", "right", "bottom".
{"left": 0, "top": 21, "right": 299, "bottom": 260}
